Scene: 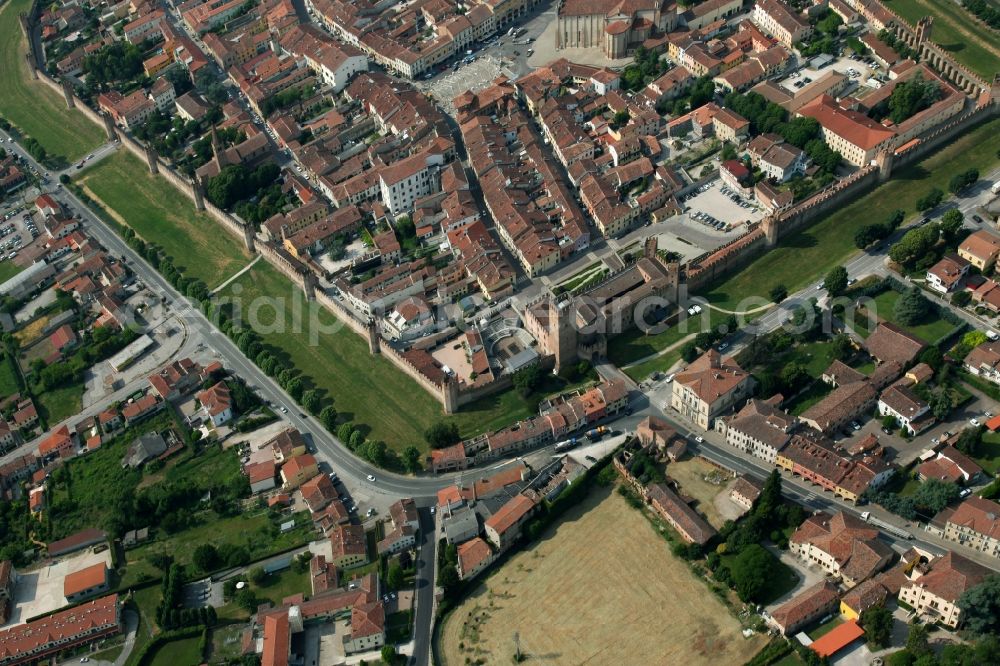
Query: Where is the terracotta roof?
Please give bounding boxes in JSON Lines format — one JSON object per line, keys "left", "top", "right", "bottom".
{"left": 262, "top": 612, "right": 289, "bottom": 666}
{"left": 769, "top": 581, "right": 839, "bottom": 631}
{"left": 484, "top": 494, "right": 536, "bottom": 536}
{"left": 197, "top": 381, "right": 232, "bottom": 417}
{"left": 958, "top": 229, "right": 1000, "bottom": 263}
{"left": 456, "top": 537, "right": 493, "bottom": 577}
{"left": 840, "top": 578, "right": 889, "bottom": 615}
{"left": 673, "top": 350, "right": 749, "bottom": 404}
{"left": 799, "top": 95, "right": 895, "bottom": 151}
{"left": 350, "top": 600, "right": 385, "bottom": 638}
{"left": 646, "top": 483, "right": 717, "bottom": 545}
{"left": 330, "top": 523, "right": 367, "bottom": 559}
{"left": 810, "top": 619, "right": 864, "bottom": 658}
{"left": 944, "top": 496, "right": 1000, "bottom": 540}
{"left": 64, "top": 563, "right": 107, "bottom": 597}
{"left": 0, "top": 594, "right": 119, "bottom": 661}
{"left": 864, "top": 323, "right": 926, "bottom": 366}
{"left": 903, "top": 551, "right": 991, "bottom": 602}
{"left": 791, "top": 511, "right": 891, "bottom": 581}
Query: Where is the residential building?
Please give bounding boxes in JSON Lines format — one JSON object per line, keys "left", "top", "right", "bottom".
{"left": 918, "top": 446, "right": 983, "bottom": 485}
{"left": 958, "top": 230, "right": 1000, "bottom": 272}
{"left": 878, "top": 384, "right": 932, "bottom": 435}
{"left": 300, "top": 473, "right": 338, "bottom": 513}
{"left": 864, "top": 323, "right": 926, "bottom": 367}
{"left": 729, "top": 476, "right": 764, "bottom": 512}
{"left": 64, "top": 563, "right": 110, "bottom": 603}
{"left": 717, "top": 398, "right": 795, "bottom": 463}
{"left": 670, "top": 350, "right": 753, "bottom": 430}
{"left": 646, "top": 482, "right": 717, "bottom": 545}
{"left": 898, "top": 551, "right": 991, "bottom": 628}
{"left": 751, "top": 0, "right": 812, "bottom": 48}
{"left": 964, "top": 342, "right": 1000, "bottom": 385}
{"left": 197, "top": 381, "right": 234, "bottom": 427}
{"left": 376, "top": 525, "right": 416, "bottom": 556}
{"left": 790, "top": 512, "right": 893, "bottom": 586}
{"left": 329, "top": 523, "right": 368, "bottom": 568}
{"left": 934, "top": 497, "right": 1000, "bottom": 558}
{"left": 925, "top": 254, "right": 969, "bottom": 294}
{"left": 798, "top": 95, "right": 896, "bottom": 167}
{"left": 246, "top": 460, "right": 277, "bottom": 494}
{"left": 484, "top": 494, "right": 537, "bottom": 551}
{"left": 147, "top": 358, "right": 203, "bottom": 400}
{"left": 767, "top": 581, "right": 840, "bottom": 635}
{"left": 280, "top": 454, "right": 319, "bottom": 489}
{"left": 441, "top": 506, "right": 479, "bottom": 545}
{"left": 122, "top": 432, "right": 168, "bottom": 468}
{"left": 456, "top": 537, "right": 495, "bottom": 580}
{"left": 0, "top": 594, "right": 121, "bottom": 665}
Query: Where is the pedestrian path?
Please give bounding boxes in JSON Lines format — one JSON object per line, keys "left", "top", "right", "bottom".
{"left": 212, "top": 254, "right": 262, "bottom": 293}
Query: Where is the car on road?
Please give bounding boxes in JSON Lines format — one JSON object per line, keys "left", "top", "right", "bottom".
{"left": 367, "top": 508, "right": 376, "bottom": 517}
{"left": 717, "top": 342, "right": 729, "bottom": 352}
{"left": 430, "top": 506, "right": 436, "bottom": 515}
{"left": 694, "top": 435, "right": 704, "bottom": 443}
{"left": 850, "top": 421, "right": 861, "bottom": 431}
{"left": 970, "top": 418, "right": 981, "bottom": 427}
{"left": 973, "top": 215, "right": 984, "bottom": 223}
{"left": 280, "top": 406, "right": 288, "bottom": 413}
{"left": 366, "top": 474, "right": 376, "bottom": 482}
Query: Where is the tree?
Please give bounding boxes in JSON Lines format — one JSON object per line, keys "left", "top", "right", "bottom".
{"left": 824, "top": 265, "right": 849, "bottom": 297}
{"left": 348, "top": 431, "right": 364, "bottom": 450}
{"left": 192, "top": 544, "right": 219, "bottom": 572}
{"left": 248, "top": 566, "right": 266, "bottom": 584}
{"left": 301, "top": 389, "right": 322, "bottom": 414}
{"left": 952, "top": 290, "right": 972, "bottom": 307}
{"left": 337, "top": 423, "right": 354, "bottom": 442}
{"left": 889, "top": 225, "right": 939, "bottom": 268}
{"left": 402, "top": 445, "right": 422, "bottom": 473}
{"left": 779, "top": 362, "right": 810, "bottom": 394}
{"left": 235, "top": 587, "right": 258, "bottom": 612}
{"left": 512, "top": 363, "right": 543, "bottom": 397}
{"left": 957, "top": 575, "right": 1000, "bottom": 635}
{"left": 948, "top": 168, "right": 979, "bottom": 195}
{"left": 769, "top": 284, "right": 788, "bottom": 303}
{"left": 906, "top": 623, "right": 931, "bottom": 658}
{"left": 386, "top": 560, "right": 404, "bottom": 591}
{"left": 915, "top": 187, "right": 944, "bottom": 212}
{"left": 882, "top": 414, "right": 898, "bottom": 431}
{"left": 320, "top": 405, "right": 338, "bottom": 431}
{"left": 424, "top": 421, "right": 461, "bottom": 449}
{"left": 861, "top": 606, "right": 894, "bottom": 649}
{"left": 381, "top": 645, "right": 399, "bottom": 665}
{"left": 726, "top": 544, "right": 774, "bottom": 602}
{"left": 831, "top": 334, "right": 854, "bottom": 361}
{"left": 911, "top": 478, "right": 959, "bottom": 514}
{"left": 755, "top": 469, "right": 782, "bottom": 522}
{"left": 894, "top": 287, "right": 930, "bottom": 326}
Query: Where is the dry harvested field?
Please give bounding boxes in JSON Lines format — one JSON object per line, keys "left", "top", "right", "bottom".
{"left": 440, "top": 486, "right": 765, "bottom": 666}
{"left": 667, "top": 456, "right": 737, "bottom": 528}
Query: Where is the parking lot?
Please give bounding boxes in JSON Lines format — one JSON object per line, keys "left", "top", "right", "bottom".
{"left": 680, "top": 179, "right": 764, "bottom": 232}
{"left": 0, "top": 207, "right": 39, "bottom": 263}
{"left": 9, "top": 548, "right": 113, "bottom": 625}
{"left": 778, "top": 54, "right": 880, "bottom": 95}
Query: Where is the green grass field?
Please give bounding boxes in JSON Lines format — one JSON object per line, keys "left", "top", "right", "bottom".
{"left": 702, "top": 118, "right": 1000, "bottom": 311}
{"left": 0, "top": 259, "right": 23, "bottom": 283}
{"left": 147, "top": 635, "right": 203, "bottom": 666}
{"left": 889, "top": 0, "right": 1000, "bottom": 80}
{"left": 623, "top": 350, "right": 682, "bottom": 382}
{"left": 217, "top": 261, "right": 564, "bottom": 451}
{"left": 33, "top": 379, "right": 83, "bottom": 426}
{"left": 76, "top": 151, "right": 251, "bottom": 286}
{"left": 0, "top": 0, "right": 104, "bottom": 161}
{"left": 975, "top": 432, "right": 1000, "bottom": 475}
{"left": 869, "top": 290, "right": 960, "bottom": 343}
{"left": 0, "top": 353, "right": 20, "bottom": 398}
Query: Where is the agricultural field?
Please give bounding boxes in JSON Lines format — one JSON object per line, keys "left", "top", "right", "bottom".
{"left": 702, "top": 118, "right": 1000, "bottom": 312}
{"left": 440, "top": 487, "right": 764, "bottom": 666}
{"left": 0, "top": 0, "right": 104, "bottom": 161}
{"left": 889, "top": 0, "right": 1000, "bottom": 79}
{"left": 75, "top": 151, "right": 251, "bottom": 286}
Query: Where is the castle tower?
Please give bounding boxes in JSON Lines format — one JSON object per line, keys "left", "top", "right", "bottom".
{"left": 763, "top": 214, "right": 779, "bottom": 247}
{"left": 442, "top": 374, "right": 459, "bottom": 415}
{"left": 211, "top": 126, "right": 228, "bottom": 173}
{"left": 242, "top": 222, "right": 256, "bottom": 254}
{"left": 191, "top": 177, "right": 205, "bottom": 210}
{"left": 916, "top": 16, "right": 933, "bottom": 43}
{"left": 876, "top": 149, "right": 894, "bottom": 182}
{"left": 549, "top": 298, "right": 578, "bottom": 373}
{"left": 144, "top": 144, "right": 158, "bottom": 174}
{"left": 643, "top": 236, "right": 658, "bottom": 261}
{"left": 366, "top": 318, "right": 381, "bottom": 355}
{"left": 101, "top": 112, "right": 116, "bottom": 141}
{"left": 60, "top": 78, "right": 75, "bottom": 109}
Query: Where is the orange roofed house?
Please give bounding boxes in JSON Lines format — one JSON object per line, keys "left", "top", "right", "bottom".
{"left": 670, "top": 350, "right": 753, "bottom": 429}
{"left": 63, "top": 562, "right": 109, "bottom": 603}
{"left": 790, "top": 511, "right": 893, "bottom": 587}
{"left": 280, "top": 454, "right": 318, "bottom": 489}
{"left": 0, "top": 594, "right": 121, "bottom": 665}
{"left": 484, "top": 494, "right": 537, "bottom": 552}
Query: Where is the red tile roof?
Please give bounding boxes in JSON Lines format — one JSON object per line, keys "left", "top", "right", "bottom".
{"left": 810, "top": 619, "right": 864, "bottom": 658}
{"left": 0, "top": 594, "right": 119, "bottom": 662}
{"left": 64, "top": 563, "right": 108, "bottom": 598}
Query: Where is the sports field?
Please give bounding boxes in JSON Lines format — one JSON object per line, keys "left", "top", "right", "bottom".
{"left": 440, "top": 487, "right": 764, "bottom": 666}
{"left": 76, "top": 151, "right": 251, "bottom": 286}
{"left": 889, "top": 0, "right": 1000, "bottom": 80}
{"left": 0, "top": 0, "right": 104, "bottom": 161}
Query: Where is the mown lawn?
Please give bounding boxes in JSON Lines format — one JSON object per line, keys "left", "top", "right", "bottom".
{"left": 869, "top": 290, "right": 960, "bottom": 344}
{"left": 0, "top": 0, "right": 104, "bottom": 161}
{"left": 217, "top": 261, "right": 577, "bottom": 451}
{"left": 75, "top": 151, "right": 250, "bottom": 286}
{"left": 0, "top": 353, "right": 20, "bottom": 398}
{"left": 33, "top": 379, "right": 83, "bottom": 426}
{"left": 702, "top": 118, "right": 1000, "bottom": 311}
{"left": 147, "top": 635, "right": 203, "bottom": 666}
{"left": 889, "top": 0, "right": 1000, "bottom": 80}
{"left": 623, "top": 350, "right": 682, "bottom": 382}
{"left": 0, "top": 259, "right": 23, "bottom": 283}
{"left": 975, "top": 432, "right": 1000, "bottom": 475}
